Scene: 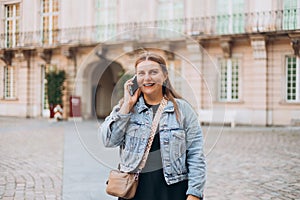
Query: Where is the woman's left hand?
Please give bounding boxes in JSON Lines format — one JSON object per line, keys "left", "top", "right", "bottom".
{"left": 186, "top": 194, "right": 200, "bottom": 200}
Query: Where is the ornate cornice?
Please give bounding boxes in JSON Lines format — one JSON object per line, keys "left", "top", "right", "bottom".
{"left": 0, "top": 50, "right": 13, "bottom": 65}
{"left": 37, "top": 49, "right": 52, "bottom": 64}
{"left": 250, "top": 35, "right": 267, "bottom": 60}
{"left": 220, "top": 37, "right": 232, "bottom": 58}
{"left": 289, "top": 33, "right": 300, "bottom": 56}
{"left": 61, "top": 46, "right": 77, "bottom": 60}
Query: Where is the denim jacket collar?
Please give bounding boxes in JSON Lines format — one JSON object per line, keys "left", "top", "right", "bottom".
{"left": 136, "top": 95, "right": 175, "bottom": 113}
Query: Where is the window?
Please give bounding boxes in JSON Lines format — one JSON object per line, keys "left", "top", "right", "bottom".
{"left": 286, "top": 56, "right": 300, "bottom": 102}
{"left": 157, "top": 0, "right": 184, "bottom": 38}
{"left": 216, "top": 0, "right": 244, "bottom": 34}
{"left": 283, "top": 0, "right": 300, "bottom": 30}
{"left": 219, "top": 58, "right": 240, "bottom": 101}
{"left": 41, "top": 0, "right": 59, "bottom": 45}
{"left": 4, "top": 66, "right": 16, "bottom": 99}
{"left": 4, "top": 3, "right": 20, "bottom": 48}
{"left": 95, "top": 0, "right": 117, "bottom": 41}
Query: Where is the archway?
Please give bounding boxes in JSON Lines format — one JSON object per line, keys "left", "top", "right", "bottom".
{"left": 91, "top": 60, "right": 123, "bottom": 118}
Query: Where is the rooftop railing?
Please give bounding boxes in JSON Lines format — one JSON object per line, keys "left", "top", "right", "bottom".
{"left": 1, "top": 9, "right": 299, "bottom": 49}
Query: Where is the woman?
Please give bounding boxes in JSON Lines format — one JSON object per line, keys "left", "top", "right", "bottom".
{"left": 100, "top": 52, "right": 206, "bottom": 200}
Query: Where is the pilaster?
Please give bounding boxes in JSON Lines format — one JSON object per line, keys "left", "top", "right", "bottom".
{"left": 23, "top": 51, "right": 33, "bottom": 118}
{"left": 250, "top": 35, "right": 268, "bottom": 125}
{"left": 183, "top": 40, "right": 203, "bottom": 110}
{"left": 61, "top": 46, "right": 79, "bottom": 119}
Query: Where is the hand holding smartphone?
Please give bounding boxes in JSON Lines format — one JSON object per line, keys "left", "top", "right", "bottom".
{"left": 119, "top": 75, "right": 139, "bottom": 114}
{"left": 129, "top": 75, "right": 139, "bottom": 96}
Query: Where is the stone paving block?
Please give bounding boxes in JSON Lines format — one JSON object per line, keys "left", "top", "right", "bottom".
{"left": 35, "top": 196, "right": 46, "bottom": 200}
{"left": 14, "top": 196, "right": 25, "bottom": 200}
{"left": 5, "top": 180, "right": 15, "bottom": 187}
{"left": 0, "top": 185, "right": 5, "bottom": 193}
{"left": 3, "top": 189, "right": 15, "bottom": 197}
{"left": 45, "top": 194, "right": 56, "bottom": 199}
{"left": 16, "top": 184, "right": 25, "bottom": 191}
{"left": 2, "top": 197, "right": 14, "bottom": 200}
{"left": 25, "top": 191, "right": 35, "bottom": 197}
{"left": 0, "top": 178, "right": 5, "bottom": 185}
{"left": 25, "top": 196, "right": 35, "bottom": 200}
{"left": 26, "top": 181, "right": 35, "bottom": 189}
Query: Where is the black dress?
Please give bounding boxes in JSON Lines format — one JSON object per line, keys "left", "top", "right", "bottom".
{"left": 119, "top": 104, "right": 188, "bottom": 200}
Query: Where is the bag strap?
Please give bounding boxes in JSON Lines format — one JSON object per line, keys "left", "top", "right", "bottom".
{"left": 137, "top": 97, "right": 168, "bottom": 172}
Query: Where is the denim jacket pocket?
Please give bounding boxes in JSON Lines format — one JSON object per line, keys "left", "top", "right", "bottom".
{"left": 124, "top": 122, "right": 148, "bottom": 153}
{"left": 169, "top": 129, "right": 187, "bottom": 174}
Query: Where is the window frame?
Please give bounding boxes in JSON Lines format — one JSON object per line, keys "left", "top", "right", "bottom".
{"left": 216, "top": 0, "right": 245, "bottom": 34}
{"left": 218, "top": 57, "right": 241, "bottom": 102}
{"left": 4, "top": 3, "right": 20, "bottom": 48}
{"left": 285, "top": 55, "right": 300, "bottom": 102}
{"left": 156, "top": 0, "right": 185, "bottom": 37}
{"left": 41, "top": 0, "right": 59, "bottom": 45}
{"left": 283, "top": 0, "right": 300, "bottom": 30}
{"left": 95, "top": 0, "right": 117, "bottom": 41}
{"left": 4, "top": 65, "right": 16, "bottom": 99}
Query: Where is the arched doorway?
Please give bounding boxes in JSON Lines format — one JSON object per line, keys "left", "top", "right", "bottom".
{"left": 91, "top": 60, "right": 123, "bottom": 118}
{"left": 76, "top": 54, "right": 124, "bottom": 119}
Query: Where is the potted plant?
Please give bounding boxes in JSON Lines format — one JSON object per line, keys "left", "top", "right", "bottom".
{"left": 45, "top": 70, "right": 66, "bottom": 119}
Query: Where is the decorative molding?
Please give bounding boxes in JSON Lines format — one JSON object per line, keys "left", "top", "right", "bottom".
{"left": 123, "top": 43, "right": 138, "bottom": 58}
{"left": 187, "top": 42, "right": 200, "bottom": 53}
{"left": 61, "top": 46, "right": 77, "bottom": 60}
{"left": 220, "top": 37, "right": 232, "bottom": 58}
{"left": 0, "top": 50, "right": 13, "bottom": 65}
{"left": 288, "top": 33, "right": 300, "bottom": 57}
{"left": 123, "top": 44, "right": 134, "bottom": 53}
{"left": 250, "top": 35, "right": 267, "bottom": 60}
{"left": 290, "top": 39, "right": 300, "bottom": 56}
{"left": 14, "top": 50, "right": 31, "bottom": 62}
{"left": 165, "top": 51, "right": 175, "bottom": 60}
{"left": 37, "top": 49, "right": 52, "bottom": 64}
{"left": 95, "top": 45, "right": 108, "bottom": 59}
{"left": 14, "top": 50, "right": 25, "bottom": 61}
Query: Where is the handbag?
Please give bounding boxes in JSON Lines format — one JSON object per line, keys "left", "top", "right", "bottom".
{"left": 106, "top": 97, "right": 167, "bottom": 199}
{"left": 106, "top": 170, "right": 139, "bottom": 199}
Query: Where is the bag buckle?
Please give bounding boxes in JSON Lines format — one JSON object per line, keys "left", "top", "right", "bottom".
{"left": 134, "top": 172, "right": 140, "bottom": 181}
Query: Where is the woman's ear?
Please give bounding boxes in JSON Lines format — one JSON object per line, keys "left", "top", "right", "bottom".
{"left": 163, "top": 73, "right": 168, "bottom": 82}
{"left": 163, "top": 77, "right": 168, "bottom": 87}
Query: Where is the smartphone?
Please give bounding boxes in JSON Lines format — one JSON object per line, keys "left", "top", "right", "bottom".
{"left": 129, "top": 75, "right": 138, "bottom": 96}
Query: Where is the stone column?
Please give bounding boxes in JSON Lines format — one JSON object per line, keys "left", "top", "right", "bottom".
{"left": 37, "top": 49, "right": 52, "bottom": 118}
{"left": 61, "top": 46, "right": 78, "bottom": 119}
{"left": 178, "top": 40, "right": 203, "bottom": 110}
{"left": 250, "top": 35, "right": 268, "bottom": 126}
{"left": 22, "top": 50, "right": 34, "bottom": 118}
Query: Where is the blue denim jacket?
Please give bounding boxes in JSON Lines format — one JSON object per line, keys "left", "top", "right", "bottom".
{"left": 100, "top": 96, "right": 206, "bottom": 198}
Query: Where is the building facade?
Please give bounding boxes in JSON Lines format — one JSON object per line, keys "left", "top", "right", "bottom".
{"left": 0, "top": 0, "right": 300, "bottom": 126}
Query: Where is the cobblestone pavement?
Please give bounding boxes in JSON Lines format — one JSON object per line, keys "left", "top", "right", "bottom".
{"left": 0, "top": 117, "right": 300, "bottom": 200}
{"left": 203, "top": 126, "right": 300, "bottom": 200}
{"left": 0, "top": 117, "right": 63, "bottom": 200}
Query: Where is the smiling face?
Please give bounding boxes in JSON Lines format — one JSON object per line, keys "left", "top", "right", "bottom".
{"left": 136, "top": 60, "right": 167, "bottom": 104}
